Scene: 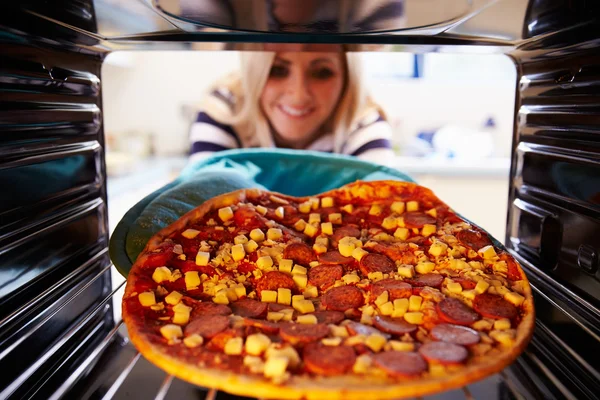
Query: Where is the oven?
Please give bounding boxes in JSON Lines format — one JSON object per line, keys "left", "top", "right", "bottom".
{"left": 1, "top": 1, "right": 599, "bottom": 399}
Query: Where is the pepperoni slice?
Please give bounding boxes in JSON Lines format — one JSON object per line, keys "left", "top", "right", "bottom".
{"left": 303, "top": 342, "right": 356, "bottom": 376}
{"left": 191, "top": 302, "right": 232, "bottom": 317}
{"left": 184, "top": 315, "right": 230, "bottom": 339}
{"left": 359, "top": 253, "right": 395, "bottom": 275}
{"left": 206, "top": 328, "right": 243, "bottom": 351}
{"left": 456, "top": 228, "right": 492, "bottom": 250}
{"left": 373, "top": 351, "right": 427, "bottom": 377}
{"left": 255, "top": 271, "right": 296, "bottom": 295}
{"left": 371, "top": 279, "right": 412, "bottom": 300}
{"left": 372, "top": 316, "right": 418, "bottom": 335}
{"left": 318, "top": 251, "right": 354, "bottom": 265}
{"left": 322, "top": 286, "right": 365, "bottom": 312}
{"left": 283, "top": 242, "right": 317, "bottom": 266}
{"left": 473, "top": 293, "right": 518, "bottom": 320}
{"left": 408, "top": 273, "right": 444, "bottom": 288}
{"left": 501, "top": 254, "right": 523, "bottom": 281}
{"left": 431, "top": 323, "right": 480, "bottom": 345}
{"left": 268, "top": 303, "right": 293, "bottom": 312}
{"left": 403, "top": 212, "right": 437, "bottom": 228}
{"left": 279, "top": 323, "right": 329, "bottom": 345}
{"left": 230, "top": 299, "right": 268, "bottom": 319}
{"left": 367, "top": 242, "right": 417, "bottom": 265}
{"left": 345, "top": 321, "right": 391, "bottom": 339}
{"left": 331, "top": 225, "right": 361, "bottom": 247}
{"left": 310, "top": 310, "right": 345, "bottom": 325}
{"left": 308, "top": 264, "right": 343, "bottom": 290}
{"left": 243, "top": 318, "right": 281, "bottom": 334}
{"left": 437, "top": 297, "right": 480, "bottom": 326}
{"left": 454, "top": 277, "right": 476, "bottom": 290}
{"left": 233, "top": 206, "right": 266, "bottom": 229}
{"left": 419, "top": 341, "right": 468, "bottom": 364}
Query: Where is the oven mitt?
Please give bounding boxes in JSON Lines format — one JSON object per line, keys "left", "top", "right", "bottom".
{"left": 109, "top": 149, "right": 414, "bottom": 277}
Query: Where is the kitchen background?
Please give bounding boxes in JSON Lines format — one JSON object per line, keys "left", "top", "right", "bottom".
{"left": 103, "top": 50, "right": 516, "bottom": 244}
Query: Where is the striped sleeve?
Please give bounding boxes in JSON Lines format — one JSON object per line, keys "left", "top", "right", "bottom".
{"left": 188, "top": 111, "right": 241, "bottom": 163}
{"left": 342, "top": 115, "right": 396, "bottom": 166}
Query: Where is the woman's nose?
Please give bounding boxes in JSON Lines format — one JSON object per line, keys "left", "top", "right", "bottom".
{"left": 287, "top": 71, "right": 311, "bottom": 102}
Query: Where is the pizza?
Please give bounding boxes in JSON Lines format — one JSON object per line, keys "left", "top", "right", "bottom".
{"left": 121, "top": 180, "right": 534, "bottom": 400}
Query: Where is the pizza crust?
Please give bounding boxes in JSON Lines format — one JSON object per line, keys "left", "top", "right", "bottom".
{"left": 122, "top": 180, "right": 535, "bottom": 400}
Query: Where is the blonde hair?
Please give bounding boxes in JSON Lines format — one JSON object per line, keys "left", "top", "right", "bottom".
{"left": 202, "top": 50, "right": 386, "bottom": 153}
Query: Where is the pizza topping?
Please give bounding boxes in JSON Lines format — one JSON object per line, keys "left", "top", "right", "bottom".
{"left": 373, "top": 351, "right": 427, "bottom": 376}
{"left": 218, "top": 206, "right": 234, "bottom": 222}
{"left": 456, "top": 228, "right": 491, "bottom": 251}
{"left": 408, "top": 273, "right": 444, "bottom": 288}
{"left": 371, "top": 279, "right": 412, "bottom": 300}
{"left": 267, "top": 228, "right": 283, "bottom": 241}
{"left": 185, "top": 315, "right": 230, "bottom": 339}
{"left": 160, "top": 324, "right": 183, "bottom": 341}
{"left": 283, "top": 242, "right": 316, "bottom": 266}
{"left": 184, "top": 271, "right": 201, "bottom": 290}
{"left": 322, "top": 285, "right": 365, "bottom": 311}
{"left": 303, "top": 342, "right": 356, "bottom": 375}
{"left": 431, "top": 323, "right": 480, "bottom": 345}
{"left": 183, "top": 334, "right": 204, "bottom": 348}
{"left": 310, "top": 310, "right": 345, "bottom": 325}
{"left": 245, "top": 333, "right": 272, "bottom": 355}
{"left": 418, "top": 341, "right": 468, "bottom": 364}
{"left": 255, "top": 271, "right": 296, "bottom": 295}
{"left": 345, "top": 321, "right": 391, "bottom": 339}
{"left": 372, "top": 315, "right": 418, "bottom": 335}
{"left": 138, "top": 291, "right": 156, "bottom": 306}
{"left": 359, "top": 253, "right": 395, "bottom": 275}
{"left": 164, "top": 291, "right": 183, "bottom": 305}
{"left": 437, "top": 297, "right": 481, "bottom": 326}
{"left": 473, "top": 293, "right": 518, "bottom": 320}
{"left": 331, "top": 225, "right": 361, "bottom": 247}
{"left": 328, "top": 213, "right": 342, "bottom": 224}
{"left": 318, "top": 251, "right": 354, "bottom": 265}
{"left": 230, "top": 299, "right": 268, "bottom": 318}
{"left": 308, "top": 264, "right": 343, "bottom": 290}
{"left": 243, "top": 318, "right": 281, "bottom": 334}
{"left": 192, "top": 301, "right": 232, "bottom": 316}
{"left": 338, "top": 236, "right": 363, "bottom": 257}
{"left": 280, "top": 323, "right": 329, "bottom": 345}
{"left": 403, "top": 212, "right": 436, "bottom": 228}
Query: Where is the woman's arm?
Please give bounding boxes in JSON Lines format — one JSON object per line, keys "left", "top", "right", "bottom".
{"left": 342, "top": 116, "right": 396, "bottom": 166}
{"left": 188, "top": 111, "right": 241, "bottom": 163}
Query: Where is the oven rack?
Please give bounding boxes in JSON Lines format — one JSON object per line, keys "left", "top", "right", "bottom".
{"left": 37, "top": 264, "right": 550, "bottom": 400}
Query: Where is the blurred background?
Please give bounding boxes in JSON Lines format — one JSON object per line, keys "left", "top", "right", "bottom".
{"left": 103, "top": 49, "right": 516, "bottom": 242}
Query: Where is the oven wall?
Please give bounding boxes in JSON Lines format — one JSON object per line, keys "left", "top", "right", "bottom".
{"left": 0, "top": 8, "right": 113, "bottom": 399}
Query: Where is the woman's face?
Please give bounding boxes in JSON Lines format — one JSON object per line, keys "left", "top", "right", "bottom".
{"left": 260, "top": 52, "right": 346, "bottom": 148}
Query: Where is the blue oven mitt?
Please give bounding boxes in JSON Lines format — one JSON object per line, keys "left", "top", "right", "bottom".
{"left": 109, "top": 149, "right": 414, "bottom": 277}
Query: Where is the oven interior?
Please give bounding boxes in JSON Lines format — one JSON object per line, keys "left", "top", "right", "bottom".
{"left": 1, "top": 1, "right": 599, "bottom": 399}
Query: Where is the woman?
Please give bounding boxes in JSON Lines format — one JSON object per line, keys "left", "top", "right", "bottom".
{"left": 188, "top": 48, "right": 395, "bottom": 165}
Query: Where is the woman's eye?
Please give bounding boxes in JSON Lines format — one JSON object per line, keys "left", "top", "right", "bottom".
{"left": 311, "top": 68, "right": 335, "bottom": 80}
{"left": 269, "top": 65, "right": 289, "bottom": 78}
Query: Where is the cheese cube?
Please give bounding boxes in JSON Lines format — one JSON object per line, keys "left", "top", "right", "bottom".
{"left": 261, "top": 290, "right": 277, "bottom": 303}
{"left": 267, "top": 228, "right": 283, "bottom": 241}
{"left": 338, "top": 236, "right": 357, "bottom": 257}
{"left": 151, "top": 303, "right": 164, "bottom": 311}
{"left": 342, "top": 274, "right": 360, "bottom": 285}
{"left": 173, "top": 310, "right": 190, "bottom": 325}
{"left": 394, "top": 227, "right": 410, "bottom": 240}
{"left": 426, "top": 208, "right": 438, "bottom": 218}
{"left": 303, "top": 224, "right": 318, "bottom": 237}
{"left": 264, "top": 356, "right": 289, "bottom": 379}
{"left": 294, "top": 219, "right": 307, "bottom": 231}
{"left": 234, "top": 235, "right": 248, "bottom": 245}
{"left": 321, "top": 197, "right": 334, "bottom": 207}
{"left": 279, "top": 259, "right": 293, "bottom": 273}
{"left": 280, "top": 308, "right": 294, "bottom": 321}
{"left": 362, "top": 305, "right": 375, "bottom": 316}
{"left": 369, "top": 204, "right": 382, "bottom": 216}
{"left": 388, "top": 340, "right": 414, "bottom": 352}
{"left": 292, "top": 265, "right": 307, "bottom": 275}
{"left": 472, "top": 319, "right": 493, "bottom": 331}
{"left": 353, "top": 354, "right": 372, "bottom": 374}
{"left": 267, "top": 312, "right": 285, "bottom": 322}
{"left": 291, "top": 295, "right": 305, "bottom": 308}
{"left": 396, "top": 217, "right": 406, "bottom": 228}
{"left": 321, "top": 222, "right": 333, "bottom": 235}
{"left": 328, "top": 213, "right": 342, "bottom": 224}
{"left": 367, "top": 271, "right": 384, "bottom": 281}
{"left": 308, "top": 213, "right": 321, "bottom": 225}
{"left": 213, "top": 293, "right": 229, "bottom": 304}
{"left": 374, "top": 291, "right": 389, "bottom": 306}
{"left": 138, "top": 291, "right": 156, "bottom": 307}
{"left": 181, "top": 229, "right": 200, "bottom": 239}
{"left": 257, "top": 256, "right": 273, "bottom": 270}
{"left": 293, "top": 299, "right": 315, "bottom": 314}
{"left": 489, "top": 330, "right": 514, "bottom": 346}
{"left": 415, "top": 262, "right": 435, "bottom": 274}
{"left": 224, "top": 337, "right": 244, "bottom": 355}
{"left": 345, "top": 334, "right": 367, "bottom": 346}
{"left": 275, "top": 206, "right": 285, "bottom": 219}
{"left": 462, "top": 290, "right": 477, "bottom": 300}
{"left": 246, "top": 333, "right": 271, "bottom": 356}
{"left": 428, "top": 242, "right": 448, "bottom": 257}
{"left": 243, "top": 355, "right": 265, "bottom": 374}
{"left": 277, "top": 288, "right": 292, "bottom": 305}
{"left": 406, "top": 201, "right": 419, "bottom": 212}
{"left": 299, "top": 202, "right": 312, "bottom": 214}
{"left": 233, "top": 284, "right": 247, "bottom": 298}
{"left": 218, "top": 206, "right": 234, "bottom": 221}
{"left": 322, "top": 337, "right": 342, "bottom": 346}
{"left": 256, "top": 205, "right": 268, "bottom": 215}
{"left": 381, "top": 216, "right": 397, "bottom": 230}
{"left": 244, "top": 240, "right": 259, "bottom": 253}
{"left": 250, "top": 228, "right": 265, "bottom": 242}
{"left": 195, "top": 251, "right": 210, "bottom": 266}
{"left": 409, "top": 295, "right": 422, "bottom": 312}
{"left": 185, "top": 271, "right": 200, "bottom": 290}
{"left": 160, "top": 324, "right": 182, "bottom": 341}
{"left": 231, "top": 244, "right": 246, "bottom": 261}
{"left": 165, "top": 291, "right": 183, "bottom": 305}
{"left": 479, "top": 245, "right": 497, "bottom": 260}
{"left": 379, "top": 301, "right": 394, "bottom": 316}
{"left": 360, "top": 314, "right": 373, "bottom": 325}
{"left": 397, "top": 264, "right": 414, "bottom": 278}
{"left": 447, "top": 282, "right": 463, "bottom": 294}
{"left": 404, "top": 312, "right": 424, "bottom": 325}
{"left": 341, "top": 204, "right": 354, "bottom": 214}
{"left": 390, "top": 201, "right": 405, "bottom": 214}
{"left": 152, "top": 266, "right": 172, "bottom": 283}
{"left": 313, "top": 243, "right": 327, "bottom": 254}
{"left": 295, "top": 286, "right": 314, "bottom": 301}
{"left": 183, "top": 334, "right": 204, "bottom": 348}
{"left": 393, "top": 298, "right": 409, "bottom": 313}
{"left": 505, "top": 291, "right": 525, "bottom": 306}
{"left": 494, "top": 318, "right": 511, "bottom": 330}
{"left": 422, "top": 224, "right": 437, "bottom": 237}
{"left": 297, "top": 315, "right": 318, "bottom": 324}
{"left": 475, "top": 280, "right": 490, "bottom": 294}
{"left": 330, "top": 325, "right": 349, "bottom": 337}
{"left": 365, "top": 334, "right": 387, "bottom": 352}
{"left": 292, "top": 274, "right": 308, "bottom": 288}
{"left": 309, "top": 197, "right": 320, "bottom": 210}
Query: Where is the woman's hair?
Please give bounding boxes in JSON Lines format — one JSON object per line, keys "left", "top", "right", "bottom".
{"left": 201, "top": 50, "right": 386, "bottom": 153}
